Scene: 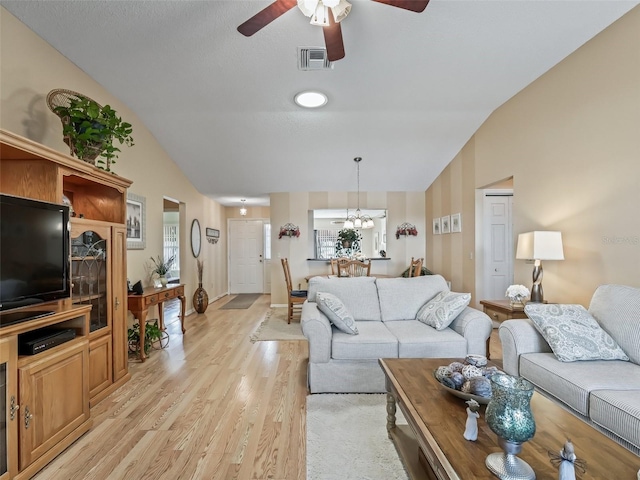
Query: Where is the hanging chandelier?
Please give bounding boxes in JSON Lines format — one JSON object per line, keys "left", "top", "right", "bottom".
{"left": 239, "top": 199, "right": 247, "bottom": 216}
{"left": 344, "top": 157, "right": 374, "bottom": 230}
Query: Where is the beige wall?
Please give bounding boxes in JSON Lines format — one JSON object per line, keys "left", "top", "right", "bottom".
{"left": 426, "top": 6, "right": 640, "bottom": 307}
{"left": 270, "top": 191, "right": 426, "bottom": 305}
{"left": 0, "top": 8, "right": 228, "bottom": 315}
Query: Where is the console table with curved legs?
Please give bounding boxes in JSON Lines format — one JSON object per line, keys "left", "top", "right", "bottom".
{"left": 127, "top": 284, "right": 186, "bottom": 361}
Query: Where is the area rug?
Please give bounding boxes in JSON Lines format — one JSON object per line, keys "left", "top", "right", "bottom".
{"left": 250, "top": 308, "right": 306, "bottom": 342}
{"left": 220, "top": 293, "right": 262, "bottom": 309}
{"left": 306, "top": 394, "right": 409, "bottom": 480}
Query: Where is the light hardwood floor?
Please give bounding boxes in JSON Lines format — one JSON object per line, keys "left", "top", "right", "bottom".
{"left": 34, "top": 295, "right": 308, "bottom": 480}
{"left": 33, "top": 295, "right": 502, "bottom": 480}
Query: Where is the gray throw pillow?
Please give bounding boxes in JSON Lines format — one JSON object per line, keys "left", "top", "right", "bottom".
{"left": 316, "top": 292, "right": 358, "bottom": 335}
{"left": 524, "top": 303, "right": 629, "bottom": 362}
{"left": 416, "top": 291, "right": 471, "bottom": 330}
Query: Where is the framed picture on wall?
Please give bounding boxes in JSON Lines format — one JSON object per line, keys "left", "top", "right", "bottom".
{"left": 441, "top": 215, "right": 451, "bottom": 234}
{"left": 451, "top": 213, "right": 462, "bottom": 233}
{"left": 126, "top": 192, "right": 146, "bottom": 250}
{"left": 433, "top": 218, "right": 441, "bottom": 235}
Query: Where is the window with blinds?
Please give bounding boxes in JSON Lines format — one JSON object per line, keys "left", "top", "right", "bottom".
{"left": 315, "top": 229, "right": 339, "bottom": 259}
{"left": 163, "top": 224, "right": 180, "bottom": 274}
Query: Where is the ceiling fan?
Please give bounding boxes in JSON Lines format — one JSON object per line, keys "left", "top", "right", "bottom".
{"left": 237, "top": 0, "right": 430, "bottom": 62}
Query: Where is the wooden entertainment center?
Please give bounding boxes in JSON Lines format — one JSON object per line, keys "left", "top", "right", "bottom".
{"left": 0, "top": 129, "right": 132, "bottom": 479}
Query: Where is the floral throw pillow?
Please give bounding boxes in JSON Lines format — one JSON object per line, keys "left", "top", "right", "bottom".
{"left": 316, "top": 292, "right": 358, "bottom": 335}
{"left": 416, "top": 291, "right": 471, "bottom": 330}
{"left": 524, "top": 304, "right": 629, "bottom": 362}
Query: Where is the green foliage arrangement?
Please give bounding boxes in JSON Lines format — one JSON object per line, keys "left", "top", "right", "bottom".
{"left": 337, "top": 228, "right": 361, "bottom": 244}
{"left": 128, "top": 320, "right": 163, "bottom": 356}
{"left": 150, "top": 255, "right": 176, "bottom": 276}
{"left": 52, "top": 94, "right": 134, "bottom": 172}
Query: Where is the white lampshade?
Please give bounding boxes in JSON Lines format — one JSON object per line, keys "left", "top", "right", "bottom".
{"left": 343, "top": 219, "right": 354, "bottom": 229}
{"left": 516, "top": 231, "right": 564, "bottom": 261}
{"left": 332, "top": 0, "right": 351, "bottom": 22}
{"left": 309, "top": 2, "right": 330, "bottom": 26}
{"left": 298, "top": 0, "right": 351, "bottom": 23}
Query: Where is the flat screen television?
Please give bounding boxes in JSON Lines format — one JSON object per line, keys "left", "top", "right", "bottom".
{"left": 0, "top": 194, "right": 71, "bottom": 326}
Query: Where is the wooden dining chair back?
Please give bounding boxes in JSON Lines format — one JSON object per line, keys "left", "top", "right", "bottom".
{"left": 338, "top": 259, "right": 372, "bottom": 277}
{"left": 409, "top": 257, "right": 424, "bottom": 277}
{"left": 331, "top": 257, "right": 350, "bottom": 275}
{"left": 281, "top": 258, "right": 307, "bottom": 323}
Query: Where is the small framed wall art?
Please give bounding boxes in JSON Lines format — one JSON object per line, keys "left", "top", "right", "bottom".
{"left": 433, "top": 218, "right": 441, "bottom": 235}
{"left": 441, "top": 215, "right": 451, "bottom": 234}
{"left": 451, "top": 213, "right": 462, "bottom": 233}
{"left": 126, "top": 192, "right": 146, "bottom": 250}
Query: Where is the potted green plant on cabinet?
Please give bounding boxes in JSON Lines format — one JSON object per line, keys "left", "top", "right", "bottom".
{"left": 47, "top": 89, "right": 134, "bottom": 172}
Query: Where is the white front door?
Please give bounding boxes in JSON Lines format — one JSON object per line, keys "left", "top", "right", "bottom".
{"left": 483, "top": 192, "right": 513, "bottom": 300}
{"left": 229, "top": 219, "right": 264, "bottom": 294}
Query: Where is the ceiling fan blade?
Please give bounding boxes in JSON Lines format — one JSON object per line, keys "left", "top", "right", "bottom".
{"left": 323, "top": 11, "right": 345, "bottom": 62}
{"left": 237, "top": 0, "right": 298, "bottom": 37}
{"left": 370, "top": 0, "right": 429, "bottom": 13}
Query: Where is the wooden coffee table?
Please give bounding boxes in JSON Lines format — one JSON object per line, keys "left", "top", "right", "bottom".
{"left": 379, "top": 358, "right": 640, "bottom": 480}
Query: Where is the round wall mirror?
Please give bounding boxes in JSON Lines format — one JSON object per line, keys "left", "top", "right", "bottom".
{"left": 191, "top": 219, "right": 201, "bottom": 258}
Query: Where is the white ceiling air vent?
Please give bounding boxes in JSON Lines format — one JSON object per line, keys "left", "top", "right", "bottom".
{"left": 298, "top": 47, "right": 334, "bottom": 71}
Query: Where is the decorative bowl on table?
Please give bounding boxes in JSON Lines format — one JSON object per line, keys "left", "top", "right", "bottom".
{"left": 433, "top": 356, "right": 500, "bottom": 404}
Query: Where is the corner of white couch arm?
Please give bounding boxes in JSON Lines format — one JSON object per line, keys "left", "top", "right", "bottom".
{"left": 499, "top": 319, "right": 552, "bottom": 376}
{"left": 301, "top": 302, "right": 333, "bottom": 364}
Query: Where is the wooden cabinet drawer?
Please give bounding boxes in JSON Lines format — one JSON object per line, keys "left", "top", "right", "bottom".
{"left": 145, "top": 294, "right": 159, "bottom": 306}
{"left": 484, "top": 308, "right": 511, "bottom": 323}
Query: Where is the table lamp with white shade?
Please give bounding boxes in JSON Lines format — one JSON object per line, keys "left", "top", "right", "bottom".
{"left": 515, "top": 231, "right": 564, "bottom": 303}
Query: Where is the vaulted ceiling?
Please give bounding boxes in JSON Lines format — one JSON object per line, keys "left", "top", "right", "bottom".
{"left": 2, "top": 0, "right": 637, "bottom": 207}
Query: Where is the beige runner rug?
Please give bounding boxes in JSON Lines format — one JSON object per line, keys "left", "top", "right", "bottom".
{"left": 250, "top": 308, "right": 306, "bottom": 342}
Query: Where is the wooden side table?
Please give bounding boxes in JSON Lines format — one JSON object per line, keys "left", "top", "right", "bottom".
{"left": 480, "top": 299, "right": 528, "bottom": 359}
{"left": 127, "top": 284, "right": 186, "bottom": 362}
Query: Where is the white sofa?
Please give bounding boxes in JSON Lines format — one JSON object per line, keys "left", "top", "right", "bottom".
{"left": 301, "top": 275, "right": 493, "bottom": 393}
{"left": 499, "top": 284, "right": 640, "bottom": 455}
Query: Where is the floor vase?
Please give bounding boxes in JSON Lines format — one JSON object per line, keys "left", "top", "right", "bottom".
{"left": 193, "top": 283, "right": 209, "bottom": 314}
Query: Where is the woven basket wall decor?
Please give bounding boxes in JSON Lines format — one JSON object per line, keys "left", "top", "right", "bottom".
{"left": 46, "top": 89, "right": 108, "bottom": 166}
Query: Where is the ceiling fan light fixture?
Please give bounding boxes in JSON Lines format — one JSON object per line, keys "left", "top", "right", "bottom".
{"left": 309, "top": 2, "right": 330, "bottom": 26}
{"left": 298, "top": 0, "right": 350, "bottom": 24}
{"left": 331, "top": 0, "right": 351, "bottom": 22}
{"left": 294, "top": 91, "right": 328, "bottom": 108}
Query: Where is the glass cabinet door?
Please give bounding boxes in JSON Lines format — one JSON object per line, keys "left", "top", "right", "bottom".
{"left": 71, "top": 230, "right": 108, "bottom": 332}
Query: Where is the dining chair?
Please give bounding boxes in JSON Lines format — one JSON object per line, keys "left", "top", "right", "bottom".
{"left": 281, "top": 258, "right": 307, "bottom": 323}
{"left": 338, "top": 259, "right": 372, "bottom": 277}
{"left": 331, "top": 257, "right": 350, "bottom": 275}
{"left": 410, "top": 257, "right": 424, "bottom": 277}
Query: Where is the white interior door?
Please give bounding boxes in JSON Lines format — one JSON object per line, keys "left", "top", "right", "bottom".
{"left": 229, "top": 219, "right": 264, "bottom": 294}
{"left": 483, "top": 192, "right": 513, "bottom": 300}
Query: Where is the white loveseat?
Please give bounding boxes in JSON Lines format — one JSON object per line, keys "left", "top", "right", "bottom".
{"left": 301, "top": 275, "right": 493, "bottom": 393}
{"left": 499, "top": 284, "right": 640, "bottom": 454}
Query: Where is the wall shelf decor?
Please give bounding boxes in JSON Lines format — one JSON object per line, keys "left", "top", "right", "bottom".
{"left": 396, "top": 222, "right": 418, "bottom": 239}
{"left": 206, "top": 227, "right": 220, "bottom": 244}
{"left": 279, "top": 223, "right": 300, "bottom": 239}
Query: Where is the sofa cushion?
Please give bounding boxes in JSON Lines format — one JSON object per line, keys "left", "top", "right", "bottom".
{"left": 384, "top": 320, "right": 468, "bottom": 358}
{"left": 590, "top": 389, "right": 640, "bottom": 450}
{"left": 316, "top": 292, "right": 358, "bottom": 335}
{"left": 331, "top": 322, "right": 398, "bottom": 360}
{"left": 308, "top": 276, "right": 381, "bottom": 321}
{"left": 524, "top": 304, "right": 629, "bottom": 362}
{"left": 588, "top": 284, "right": 640, "bottom": 365}
{"left": 519, "top": 353, "right": 640, "bottom": 416}
{"left": 376, "top": 275, "right": 449, "bottom": 321}
{"left": 416, "top": 291, "right": 471, "bottom": 330}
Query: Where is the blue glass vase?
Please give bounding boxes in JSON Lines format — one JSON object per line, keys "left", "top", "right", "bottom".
{"left": 485, "top": 373, "right": 536, "bottom": 480}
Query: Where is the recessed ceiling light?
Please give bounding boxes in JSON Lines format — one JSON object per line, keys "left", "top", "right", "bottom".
{"left": 294, "top": 91, "right": 328, "bottom": 108}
